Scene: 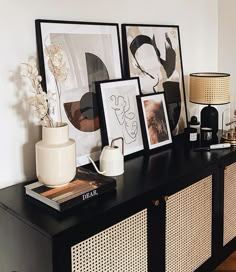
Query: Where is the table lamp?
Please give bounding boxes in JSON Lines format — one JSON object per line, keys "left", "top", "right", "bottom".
{"left": 189, "top": 72, "right": 230, "bottom": 135}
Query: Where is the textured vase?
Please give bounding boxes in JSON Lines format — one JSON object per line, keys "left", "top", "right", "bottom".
{"left": 35, "top": 123, "right": 76, "bottom": 188}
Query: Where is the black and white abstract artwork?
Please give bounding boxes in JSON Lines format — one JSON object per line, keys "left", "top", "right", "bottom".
{"left": 122, "top": 24, "right": 187, "bottom": 136}
{"left": 36, "top": 20, "right": 122, "bottom": 165}
{"left": 98, "top": 78, "right": 144, "bottom": 156}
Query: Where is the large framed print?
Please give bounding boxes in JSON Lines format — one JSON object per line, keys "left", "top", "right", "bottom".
{"left": 35, "top": 19, "right": 123, "bottom": 166}
{"left": 97, "top": 78, "right": 144, "bottom": 157}
{"left": 137, "top": 93, "right": 172, "bottom": 151}
{"left": 122, "top": 24, "right": 187, "bottom": 136}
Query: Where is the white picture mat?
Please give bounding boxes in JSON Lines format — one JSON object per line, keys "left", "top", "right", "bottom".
{"left": 100, "top": 79, "right": 144, "bottom": 156}
{"left": 141, "top": 93, "right": 172, "bottom": 149}
{"left": 38, "top": 21, "right": 122, "bottom": 166}
{"left": 124, "top": 25, "right": 187, "bottom": 136}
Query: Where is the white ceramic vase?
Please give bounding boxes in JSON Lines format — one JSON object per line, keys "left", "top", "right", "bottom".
{"left": 35, "top": 123, "right": 76, "bottom": 188}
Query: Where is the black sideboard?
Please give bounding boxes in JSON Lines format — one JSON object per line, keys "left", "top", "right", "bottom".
{"left": 1, "top": 135, "right": 236, "bottom": 272}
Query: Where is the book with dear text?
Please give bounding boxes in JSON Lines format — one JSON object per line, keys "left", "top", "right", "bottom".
{"left": 25, "top": 167, "right": 116, "bottom": 211}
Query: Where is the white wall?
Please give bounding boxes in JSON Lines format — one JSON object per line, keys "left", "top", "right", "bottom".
{"left": 218, "top": 0, "right": 236, "bottom": 119}
{"left": 0, "top": 0, "right": 218, "bottom": 189}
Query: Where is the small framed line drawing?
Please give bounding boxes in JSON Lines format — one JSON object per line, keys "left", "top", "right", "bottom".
{"left": 137, "top": 92, "right": 172, "bottom": 151}
{"left": 97, "top": 77, "right": 144, "bottom": 156}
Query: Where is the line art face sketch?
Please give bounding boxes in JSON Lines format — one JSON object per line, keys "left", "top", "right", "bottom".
{"left": 110, "top": 95, "right": 138, "bottom": 144}
{"left": 98, "top": 78, "right": 144, "bottom": 156}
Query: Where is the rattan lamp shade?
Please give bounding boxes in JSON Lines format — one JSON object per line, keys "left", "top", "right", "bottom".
{"left": 190, "top": 73, "right": 230, "bottom": 105}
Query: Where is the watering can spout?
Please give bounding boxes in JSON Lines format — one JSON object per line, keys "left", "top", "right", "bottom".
{"left": 88, "top": 156, "right": 106, "bottom": 175}
{"left": 89, "top": 137, "right": 124, "bottom": 176}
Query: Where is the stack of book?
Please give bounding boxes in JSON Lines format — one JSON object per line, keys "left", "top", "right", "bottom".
{"left": 25, "top": 167, "right": 116, "bottom": 211}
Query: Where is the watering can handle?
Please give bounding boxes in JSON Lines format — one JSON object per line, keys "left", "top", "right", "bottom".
{"left": 111, "top": 137, "right": 124, "bottom": 155}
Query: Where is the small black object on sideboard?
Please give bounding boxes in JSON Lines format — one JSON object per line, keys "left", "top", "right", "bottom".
{"left": 1, "top": 134, "right": 236, "bottom": 272}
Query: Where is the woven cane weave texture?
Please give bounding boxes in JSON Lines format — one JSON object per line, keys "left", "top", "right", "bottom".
{"left": 71, "top": 209, "right": 147, "bottom": 272}
{"left": 224, "top": 162, "right": 236, "bottom": 246}
{"left": 166, "top": 176, "right": 212, "bottom": 272}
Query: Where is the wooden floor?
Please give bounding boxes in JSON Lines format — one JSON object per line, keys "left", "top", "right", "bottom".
{"left": 214, "top": 251, "right": 236, "bottom": 271}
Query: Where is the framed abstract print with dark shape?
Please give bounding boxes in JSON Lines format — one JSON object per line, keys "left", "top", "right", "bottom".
{"left": 97, "top": 77, "right": 144, "bottom": 156}
{"left": 35, "top": 19, "right": 123, "bottom": 166}
{"left": 122, "top": 24, "right": 188, "bottom": 136}
{"left": 137, "top": 93, "right": 172, "bottom": 151}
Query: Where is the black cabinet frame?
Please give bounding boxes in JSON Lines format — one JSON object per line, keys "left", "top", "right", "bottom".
{"left": 1, "top": 136, "right": 236, "bottom": 272}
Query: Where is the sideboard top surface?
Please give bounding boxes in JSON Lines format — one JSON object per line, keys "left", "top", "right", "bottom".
{"left": 0, "top": 135, "right": 235, "bottom": 238}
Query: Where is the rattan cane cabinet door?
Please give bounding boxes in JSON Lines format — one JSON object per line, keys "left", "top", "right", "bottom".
{"left": 71, "top": 209, "right": 148, "bottom": 272}
{"left": 165, "top": 176, "right": 212, "bottom": 272}
{"left": 223, "top": 162, "right": 236, "bottom": 246}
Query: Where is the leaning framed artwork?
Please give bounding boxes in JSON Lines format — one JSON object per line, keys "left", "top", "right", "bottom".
{"left": 35, "top": 19, "right": 123, "bottom": 166}
{"left": 137, "top": 93, "right": 172, "bottom": 151}
{"left": 122, "top": 24, "right": 187, "bottom": 136}
{"left": 97, "top": 77, "right": 144, "bottom": 156}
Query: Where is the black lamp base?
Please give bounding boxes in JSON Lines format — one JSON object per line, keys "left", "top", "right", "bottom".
{"left": 200, "top": 105, "right": 218, "bottom": 134}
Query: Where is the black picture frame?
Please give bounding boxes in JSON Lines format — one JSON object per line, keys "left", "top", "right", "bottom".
{"left": 122, "top": 23, "right": 188, "bottom": 137}
{"left": 137, "top": 92, "right": 172, "bottom": 151}
{"left": 35, "top": 19, "right": 123, "bottom": 166}
{"left": 96, "top": 77, "right": 144, "bottom": 157}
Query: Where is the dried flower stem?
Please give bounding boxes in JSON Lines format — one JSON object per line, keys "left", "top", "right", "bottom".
{"left": 54, "top": 76, "right": 62, "bottom": 124}
{"left": 45, "top": 44, "right": 68, "bottom": 125}
{"left": 22, "top": 45, "right": 68, "bottom": 127}
{"left": 34, "top": 100, "right": 54, "bottom": 127}
{"left": 22, "top": 62, "right": 56, "bottom": 127}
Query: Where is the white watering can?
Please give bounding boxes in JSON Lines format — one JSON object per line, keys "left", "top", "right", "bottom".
{"left": 89, "top": 137, "right": 124, "bottom": 176}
